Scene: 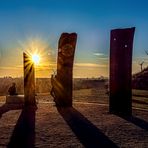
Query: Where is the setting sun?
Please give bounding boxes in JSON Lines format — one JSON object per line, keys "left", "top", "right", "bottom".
{"left": 32, "top": 54, "right": 40, "bottom": 65}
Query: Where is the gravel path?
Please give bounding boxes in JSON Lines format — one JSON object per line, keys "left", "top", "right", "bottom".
{"left": 0, "top": 101, "right": 148, "bottom": 148}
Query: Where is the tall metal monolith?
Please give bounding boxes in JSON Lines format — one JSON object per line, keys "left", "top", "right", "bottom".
{"left": 23, "top": 52, "right": 36, "bottom": 106}
{"left": 109, "top": 27, "right": 135, "bottom": 116}
{"left": 51, "top": 33, "right": 77, "bottom": 107}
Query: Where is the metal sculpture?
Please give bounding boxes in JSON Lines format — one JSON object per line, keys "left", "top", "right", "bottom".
{"left": 51, "top": 33, "right": 77, "bottom": 107}
{"left": 109, "top": 27, "right": 135, "bottom": 116}
{"left": 23, "top": 52, "right": 36, "bottom": 106}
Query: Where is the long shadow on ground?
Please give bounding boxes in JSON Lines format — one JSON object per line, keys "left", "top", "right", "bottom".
{"left": 7, "top": 106, "right": 37, "bottom": 148}
{"left": 121, "top": 115, "right": 148, "bottom": 131}
{"left": 57, "top": 107, "right": 118, "bottom": 148}
{"left": 0, "top": 103, "right": 23, "bottom": 119}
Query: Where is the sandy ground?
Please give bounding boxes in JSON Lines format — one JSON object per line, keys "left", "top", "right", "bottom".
{"left": 0, "top": 89, "right": 148, "bottom": 148}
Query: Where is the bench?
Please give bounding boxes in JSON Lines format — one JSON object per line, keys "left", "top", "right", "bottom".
{"left": 6, "top": 95, "right": 24, "bottom": 104}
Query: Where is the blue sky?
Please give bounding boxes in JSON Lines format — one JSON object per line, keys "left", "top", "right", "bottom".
{"left": 0, "top": 0, "right": 148, "bottom": 77}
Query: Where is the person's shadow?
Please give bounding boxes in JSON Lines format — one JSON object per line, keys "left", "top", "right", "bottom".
{"left": 7, "top": 106, "right": 37, "bottom": 148}
{"left": 57, "top": 107, "right": 118, "bottom": 148}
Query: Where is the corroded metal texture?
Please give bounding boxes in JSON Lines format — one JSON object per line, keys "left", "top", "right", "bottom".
{"left": 109, "top": 27, "right": 135, "bottom": 116}
{"left": 51, "top": 33, "right": 77, "bottom": 107}
{"left": 23, "top": 52, "right": 36, "bottom": 106}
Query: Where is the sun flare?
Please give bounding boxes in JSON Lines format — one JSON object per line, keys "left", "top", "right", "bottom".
{"left": 32, "top": 54, "right": 40, "bottom": 65}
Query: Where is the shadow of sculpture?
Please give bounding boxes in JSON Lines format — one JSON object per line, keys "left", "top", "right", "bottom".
{"left": 7, "top": 106, "right": 36, "bottom": 148}
{"left": 0, "top": 103, "right": 23, "bottom": 119}
{"left": 121, "top": 115, "right": 148, "bottom": 131}
{"left": 57, "top": 107, "right": 118, "bottom": 148}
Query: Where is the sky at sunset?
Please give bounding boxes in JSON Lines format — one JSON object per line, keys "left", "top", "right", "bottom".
{"left": 0, "top": 0, "right": 148, "bottom": 78}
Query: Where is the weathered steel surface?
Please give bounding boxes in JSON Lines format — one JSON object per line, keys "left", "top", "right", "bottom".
{"left": 109, "top": 27, "right": 135, "bottom": 116}
{"left": 23, "top": 52, "right": 36, "bottom": 106}
{"left": 51, "top": 33, "right": 77, "bottom": 106}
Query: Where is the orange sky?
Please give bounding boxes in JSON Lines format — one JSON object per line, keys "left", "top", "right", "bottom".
{"left": 0, "top": 38, "right": 147, "bottom": 78}
{"left": 0, "top": 59, "right": 142, "bottom": 78}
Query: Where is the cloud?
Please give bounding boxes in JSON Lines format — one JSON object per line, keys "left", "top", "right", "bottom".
{"left": 74, "top": 63, "right": 107, "bottom": 68}
{"left": 0, "top": 66, "right": 21, "bottom": 70}
{"left": 93, "top": 52, "right": 109, "bottom": 61}
{"left": 93, "top": 52, "right": 105, "bottom": 56}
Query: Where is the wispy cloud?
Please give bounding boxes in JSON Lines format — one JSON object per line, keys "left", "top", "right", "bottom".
{"left": 0, "top": 66, "right": 21, "bottom": 70}
{"left": 74, "top": 63, "right": 107, "bottom": 68}
{"left": 93, "top": 52, "right": 109, "bottom": 61}
{"left": 93, "top": 52, "right": 105, "bottom": 56}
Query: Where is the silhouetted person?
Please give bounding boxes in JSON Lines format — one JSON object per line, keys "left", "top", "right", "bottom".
{"left": 8, "top": 83, "right": 18, "bottom": 95}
